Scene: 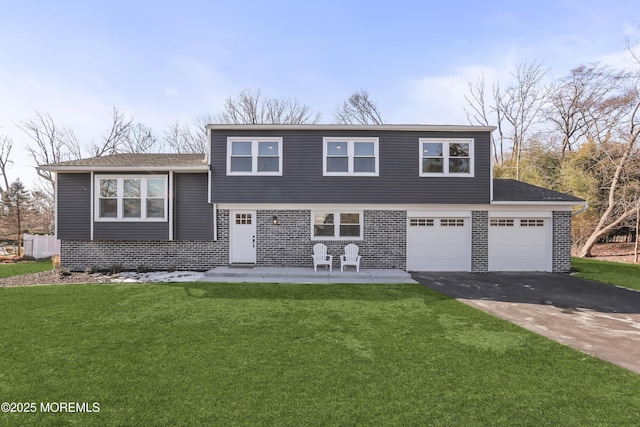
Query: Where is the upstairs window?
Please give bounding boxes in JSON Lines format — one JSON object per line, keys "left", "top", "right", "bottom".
{"left": 95, "top": 176, "right": 167, "bottom": 222}
{"left": 227, "top": 137, "right": 282, "bottom": 175}
{"left": 419, "top": 138, "right": 473, "bottom": 177}
{"left": 323, "top": 138, "right": 379, "bottom": 176}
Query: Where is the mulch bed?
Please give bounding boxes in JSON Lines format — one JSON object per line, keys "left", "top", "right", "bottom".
{"left": 0, "top": 270, "right": 114, "bottom": 287}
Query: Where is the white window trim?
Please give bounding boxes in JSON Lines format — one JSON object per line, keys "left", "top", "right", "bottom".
{"left": 94, "top": 175, "right": 168, "bottom": 222}
{"left": 226, "top": 137, "right": 283, "bottom": 176}
{"left": 419, "top": 138, "right": 474, "bottom": 177}
{"left": 323, "top": 137, "right": 379, "bottom": 176}
{"left": 311, "top": 210, "right": 364, "bottom": 241}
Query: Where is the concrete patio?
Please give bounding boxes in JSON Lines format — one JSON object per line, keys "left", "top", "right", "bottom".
{"left": 200, "top": 266, "right": 417, "bottom": 284}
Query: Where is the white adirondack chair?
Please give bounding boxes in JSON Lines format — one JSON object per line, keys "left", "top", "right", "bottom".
{"left": 312, "top": 243, "right": 333, "bottom": 271}
{"left": 340, "top": 244, "right": 361, "bottom": 272}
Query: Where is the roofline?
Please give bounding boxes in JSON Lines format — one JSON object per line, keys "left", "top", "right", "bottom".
{"left": 206, "top": 124, "right": 497, "bottom": 132}
{"left": 38, "top": 165, "right": 209, "bottom": 173}
{"left": 491, "top": 200, "right": 584, "bottom": 206}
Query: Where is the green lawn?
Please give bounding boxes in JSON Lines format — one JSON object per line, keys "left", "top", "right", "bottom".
{"left": 1, "top": 282, "right": 639, "bottom": 426}
{"left": 0, "top": 259, "right": 52, "bottom": 278}
{"left": 572, "top": 257, "right": 640, "bottom": 290}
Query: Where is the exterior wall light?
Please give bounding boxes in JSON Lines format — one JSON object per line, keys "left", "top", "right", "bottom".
{"left": 272, "top": 215, "right": 278, "bottom": 225}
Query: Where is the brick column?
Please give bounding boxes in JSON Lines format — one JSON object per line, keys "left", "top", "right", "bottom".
{"left": 471, "top": 211, "right": 488, "bottom": 272}
{"left": 552, "top": 211, "right": 572, "bottom": 273}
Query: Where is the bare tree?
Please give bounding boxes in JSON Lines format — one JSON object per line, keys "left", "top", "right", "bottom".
{"left": 0, "top": 134, "right": 13, "bottom": 197}
{"left": 465, "top": 73, "right": 501, "bottom": 163}
{"left": 164, "top": 120, "right": 206, "bottom": 154}
{"left": 464, "top": 61, "right": 550, "bottom": 175}
{"left": 217, "top": 89, "right": 321, "bottom": 124}
{"left": 546, "top": 64, "right": 633, "bottom": 155}
{"left": 88, "top": 107, "right": 134, "bottom": 157}
{"left": 577, "top": 82, "right": 640, "bottom": 257}
{"left": 635, "top": 199, "right": 640, "bottom": 263}
{"left": 334, "top": 90, "right": 384, "bottom": 124}
{"left": 121, "top": 123, "right": 159, "bottom": 153}
{"left": 18, "top": 111, "right": 78, "bottom": 188}
{"left": 29, "top": 185, "right": 55, "bottom": 235}
{"left": 498, "top": 62, "right": 550, "bottom": 179}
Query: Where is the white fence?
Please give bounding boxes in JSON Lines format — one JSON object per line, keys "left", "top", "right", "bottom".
{"left": 23, "top": 234, "right": 60, "bottom": 259}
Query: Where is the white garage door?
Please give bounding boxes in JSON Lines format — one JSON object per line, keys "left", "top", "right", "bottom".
{"left": 407, "top": 217, "right": 470, "bottom": 271}
{"left": 489, "top": 218, "right": 550, "bottom": 271}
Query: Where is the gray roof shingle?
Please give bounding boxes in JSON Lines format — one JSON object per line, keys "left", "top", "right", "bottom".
{"left": 42, "top": 153, "right": 207, "bottom": 169}
{"left": 493, "top": 179, "right": 584, "bottom": 202}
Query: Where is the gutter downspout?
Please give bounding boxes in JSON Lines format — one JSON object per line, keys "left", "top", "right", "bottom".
{"left": 572, "top": 201, "right": 589, "bottom": 217}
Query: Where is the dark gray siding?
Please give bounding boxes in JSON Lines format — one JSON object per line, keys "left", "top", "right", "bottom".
{"left": 93, "top": 222, "right": 168, "bottom": 240}
{"left": 57, "top": 173, "right": 91, "bottom": 240}
{"left": 175, "top": 173, "right": 214, "bottom": 240}
{"left": 210, "top": 129, "right": 491, "bottom": 204}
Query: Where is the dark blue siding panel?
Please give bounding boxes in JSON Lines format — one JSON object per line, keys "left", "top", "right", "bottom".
{"left": 210, "top": 129, "right": 491, "bottom": 204}
{"left": 57, "top": 173, "right": 91, "bottom": 240}
{"left": 175, "top": 173, "right": 214, "bottom": 240}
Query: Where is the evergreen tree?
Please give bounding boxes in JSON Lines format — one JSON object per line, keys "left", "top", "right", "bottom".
{"left": 1, "top": 179, "right": 31, "bottom": 256}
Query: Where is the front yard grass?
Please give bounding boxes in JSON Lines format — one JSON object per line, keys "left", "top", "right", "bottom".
{"left": 0, "top": 259, "right": 52, "bottom": 278}
{"left": 572, "top": 257, "right": 640, "bottom": 291}
{"left": 1, "top": 282, "right": 639, "bottom": 426}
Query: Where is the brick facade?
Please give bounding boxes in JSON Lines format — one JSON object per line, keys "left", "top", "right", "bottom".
{"left": 552, "top": 211, "right": 572, "bottom": 273}
{"left": 61, "top": 211, "right": 230, "bottom": 272}
{"left": 256, "top": 210, "right": 406, "bottom": 269}
{"left": 59, "top": 208, "right": 574, "bottom": 273}
{"left": 60, "top": 209, "right": 407, "bottom": 271}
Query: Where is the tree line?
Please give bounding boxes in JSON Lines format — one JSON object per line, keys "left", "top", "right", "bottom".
{"left": 465, "top": 41, "right": 640, "bottom": 259}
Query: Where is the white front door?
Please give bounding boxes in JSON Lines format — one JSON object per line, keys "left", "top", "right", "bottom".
{"left": 230, "top": 210, "right": 257, "bottom": 264}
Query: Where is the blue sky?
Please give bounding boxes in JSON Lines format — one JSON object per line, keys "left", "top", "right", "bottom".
{"left": 2, "top": 0, "right": 639, "bottom": 187}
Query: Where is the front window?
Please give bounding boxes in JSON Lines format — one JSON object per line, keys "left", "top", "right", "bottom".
{"left": 419, "top": 138, "right": 473, "bottom": 176}
{"left": 323, "top": 138, "right": 379, "bottom": 176}
{"left": 227, "top": 137, "right": 282, "bottom": 175}
{"left": 312, "top": 211, "right": 363, "bottom": 240}
{"left": 95, "top": 176, "right": 167, "bottom": 221}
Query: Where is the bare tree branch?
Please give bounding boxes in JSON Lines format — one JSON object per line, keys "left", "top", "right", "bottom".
{"left": 89, "top": 107, "right": 134, "bottom": 157}
{"left": 164, "top": 120, "right": 206, "bottom": 154}
{"left": 334, "top": 90, "right": 384, "bottom": 124}
{"left": 465, "top": 74, "right": 500, "bottom": 162}
{"left": 18, "top": 111, "right": 75, "bottom": 188}
{"left": 578, "top": 74, "right": 640, "bottom": 256}
{"left": 0, "top": 134, "right": 14, "bottom": 196}
{"left": 120, "top": 123, "right": 159, "bottom": 153}
{"left": 217, "top": 89, "right": 321, "bottom": 124}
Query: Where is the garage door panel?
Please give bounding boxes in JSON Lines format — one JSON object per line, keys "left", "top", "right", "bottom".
{"left": 489, "top": 217, "right": 550, "bottom": 272}
{"left": 407, "top": 216, "right": 470, "bottom": 271}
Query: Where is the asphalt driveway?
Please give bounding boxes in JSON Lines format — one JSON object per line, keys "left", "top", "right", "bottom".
{"left": 411, "top": 272, "right": 640, "bottom": 374}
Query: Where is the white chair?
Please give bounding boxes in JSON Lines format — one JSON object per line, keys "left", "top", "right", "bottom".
{"left": 340, "top": 244, "right": 361, "bottom": 272}
{"left": 312, "top": 243, "right": 333, "bottom": 271}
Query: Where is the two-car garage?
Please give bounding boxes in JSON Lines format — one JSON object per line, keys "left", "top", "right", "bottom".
{"left": 406, "top": 211, "right": 552, "bottom": 272}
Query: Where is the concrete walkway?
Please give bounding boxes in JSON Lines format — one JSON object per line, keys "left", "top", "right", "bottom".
{"left": 201, "top": 266, "right": 417, "bottom": 284}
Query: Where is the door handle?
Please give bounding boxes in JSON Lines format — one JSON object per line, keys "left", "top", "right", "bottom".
{"left": 253, "top": 236, "right": 255, "bottom": 248}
